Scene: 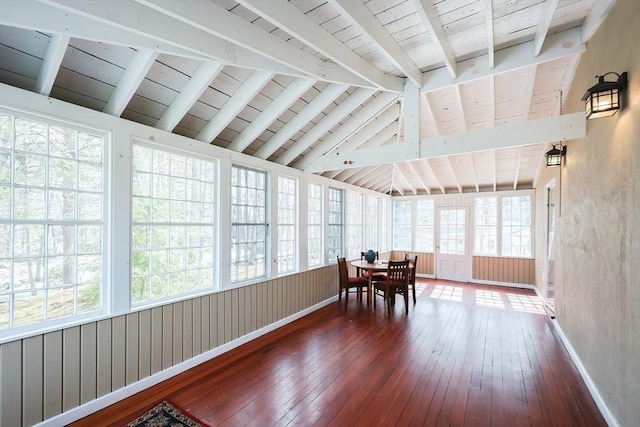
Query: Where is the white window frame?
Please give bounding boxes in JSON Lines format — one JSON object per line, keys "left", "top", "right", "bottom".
{"left": 366, "top": 196, "right": 379, "bottom": 250}
{"left": 501, "top": 194, "right": 532, "bottom": 258}
{"left": 230, "top": 165, "right": 268, "bottom": 283}
{"left": 474, "top": 196, "right": 498, "bottom": 256}
{"left": 392, "top": 199, "right": 412, "bottom": 250}
{"left": 415, "top": 199, "right": 434, "bottom": 252}
{"left": 276, "top": 175, "right": 297, "bottom": 274}
{"left": 307, "top": 182, "right": 323, "bottom": 268}
{"left": 0, "top": 109, "right": 110, "bottom": 339}
{"left": 327, "top": 187, "right": 344, "bottom": 264}
{"left": 346, "top": 192, "right": 363, "bottom": 259}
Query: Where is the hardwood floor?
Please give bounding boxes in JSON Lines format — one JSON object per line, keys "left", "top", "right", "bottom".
{"left": 70, "top": 279, "right": 606, "bottom": 426}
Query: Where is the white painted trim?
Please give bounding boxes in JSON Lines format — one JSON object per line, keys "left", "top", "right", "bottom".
{"left": 550, "top": 321, "right": 620, "bottom": 427}
{"left": 33, "top": 296, "right": 338, "bottom": 427}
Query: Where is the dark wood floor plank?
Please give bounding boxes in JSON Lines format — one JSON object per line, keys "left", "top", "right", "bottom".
{"left": 70, "top": 280, "right": 607, "bottom": 427}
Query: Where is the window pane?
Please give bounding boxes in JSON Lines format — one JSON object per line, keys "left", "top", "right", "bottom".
{"left": 346, "top": 192, "right": 363, "bottom": 259}
{"left": 474, "top": 197, "right": 497, "bottom": 255}
{"left": 392, "top": 200, "right": 412, "bottom": 250}
{"left": 131, "top": 144, "right": 216, "bottom": 305}
{"left": 502, "top": 195, "right": 532, "bottom": 257}
{"left": 416, "top": 199, "right": 434, "bottom": 252}
{"left": 277, "top": 176, "right": 296, "bottom": 274}
{"left": 327, "top": 188, "right": 343, "bottom": 263}
{"left": 231, "top": 166, "right": 267, "bottom": 283}
{"left": 0, "top": 113, "right": 106, "bottom": 331}
{"left": 308, "top": 183, "right": 323, "bottom": 267}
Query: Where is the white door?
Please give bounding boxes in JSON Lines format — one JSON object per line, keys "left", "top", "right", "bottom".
{"left": 437, "top": 208, "right": 469, "bottom": 282}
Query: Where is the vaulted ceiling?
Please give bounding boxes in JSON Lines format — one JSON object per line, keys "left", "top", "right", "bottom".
{"left": 0, "top": 0, "right": 613, "bottom": 195}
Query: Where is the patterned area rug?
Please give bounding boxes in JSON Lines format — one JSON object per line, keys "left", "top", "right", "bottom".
{"left": 126, "top": 400, "right": 208, "bottom": 427}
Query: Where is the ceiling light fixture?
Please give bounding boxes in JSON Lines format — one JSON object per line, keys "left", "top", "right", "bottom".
{"left": 581, "top": 72, "right": 628, "bottom": 119}
{"left": 545, "top": 144, "right": 566, "bottom": 167}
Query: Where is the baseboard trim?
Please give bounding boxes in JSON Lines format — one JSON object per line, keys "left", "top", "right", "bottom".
{"left": 34, "top": 296, "right": 338, "bottom": 427}
{"left": 469, "top": 279, "right": 535, "bottom": 290}
{"left": 550, "top": 319, "right": 619, "bottom": 427}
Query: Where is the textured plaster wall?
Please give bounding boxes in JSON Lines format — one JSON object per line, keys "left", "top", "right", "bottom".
{"left": 534, "top": 1, "right": 640, "bottom": 425}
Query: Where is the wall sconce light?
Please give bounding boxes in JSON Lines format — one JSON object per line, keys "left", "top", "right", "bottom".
{"left": 581, "top": 72, "right": 628, "bottom": 119}
{"left": 545, "top": 144, "right": 566, "bottom": 167}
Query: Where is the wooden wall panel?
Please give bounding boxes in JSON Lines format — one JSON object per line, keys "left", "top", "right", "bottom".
{"left": 390, "top": 251, "right": 434, "bottom": 276}
{"left": 23, "top": 335, "right": 43, "bottom": 426}
{"left": 43, "top": 330, "right": 63, "bottom": 418}
{"left": 2, "top": 265, "right": 338, "bottom": 426}
{"left": 472, "top": 256, "right": 535, "bottom": 284}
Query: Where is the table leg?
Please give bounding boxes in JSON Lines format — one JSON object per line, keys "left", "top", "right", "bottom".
{"left": 367, "top": 274, "right": 373, "bottom": 308}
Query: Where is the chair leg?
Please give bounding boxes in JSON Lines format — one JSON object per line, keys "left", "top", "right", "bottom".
{"left": 412, "top": 283, "right": 416, "bottom": 304}
{"left": 404, "top": 286, "right": 409, "bottom": 314}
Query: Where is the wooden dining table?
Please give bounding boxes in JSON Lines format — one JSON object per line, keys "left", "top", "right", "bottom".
{"left": 350, "top": 259, "right": 389, "bottom": 309}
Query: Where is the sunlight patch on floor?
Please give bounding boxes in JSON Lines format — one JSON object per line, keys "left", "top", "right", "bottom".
{"left": 507, "top": 293, "right": 546, "bottom": 314}
{"left": 429, "top": 285, "right": 463, "bottom": 301}
{"left": 475, "top": 289, "right": 505, "bottom": 309}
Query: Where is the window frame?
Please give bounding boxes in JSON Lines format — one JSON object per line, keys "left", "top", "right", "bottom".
{"left": 327, "top": 187, "right": 344, "bottom": 264}
{"left": 276, "top": 175, "right": 297, "bottom": 274}
{"left": 307, "top": 182, "right": 323, "bottom": 268}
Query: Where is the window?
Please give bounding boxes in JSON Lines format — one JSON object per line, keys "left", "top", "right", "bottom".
{"left": 307, "top": 183, "right": 322, "bottom": 268}
{"left": 230, "top": 166, "right": 267, "bottom": 282}
{"left": 327, "top": 188, "right": 343, "bottom": 263}
{"left": 379, "top": 198, "right": 390, "bottom": 252}
{"left": 131, "top": 144, "right": 216, "bottom": 305}
{"left": 502, "top": 195, "right": 532, "bottom": 257}
{"left": 277, "top": 176, "right": 296, "bottom": 274}
{"left": 415, "top": 199, "right": 434, "bottom": 251}
{"left": 0, "top": 113, "right": 105, "bottom": 331}
{"left": 366, "top": 197, "right": 379, "bottom": 250}
{"left": 392, "top": 200, "right": 412, "bottom": 250}
{"left": 346, "top": 192, "right": 363, "bottom": 259}
{"left": 474, "top": 197, "right": 497, "bottom": 255}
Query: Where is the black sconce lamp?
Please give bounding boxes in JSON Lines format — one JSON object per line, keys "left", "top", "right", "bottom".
{"left": 581, "top": 72, "right": 628, "bottom": 119}
{"left": 545, "top": 144, "right": 566, "bottom": 167}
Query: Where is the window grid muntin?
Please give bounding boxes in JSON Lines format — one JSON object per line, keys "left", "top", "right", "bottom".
{"left": 392, "top": 200, "right": 412, "bottom": 250}
{"left": 379, "top": 198, "right": 390, "bottom": 252}
{"left": 415, "top": 199, "right": 434, "bottom": 252}
{"left": 131, "top": 144, "right": 216, "bottom": 305}
{"left": 474, "top": 197, "right": 497, "bottom": 255}
{"left": 277, "top": 176, "right": 296, "bottom": 274}
{"left": 346, "top": 192, "right": 363, "bottom": 259}
{"left": 231, "top": 165, "right": 268, "bottom": 282}
{"left": 307, "top": 183, "right": 323, "bottom": 267}
{"left": 327, "top": 188, "right": 343, "bottom": 263}
{"left": 439, "top": 209, "right": 466, "bottom": 255}
{"left": 502, "top": 195, "right": 532, "bottom": 257}
{"left": 0, "top": 113, "right": 105, "bottom": 331}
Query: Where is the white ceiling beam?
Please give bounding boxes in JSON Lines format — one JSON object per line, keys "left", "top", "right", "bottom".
{"left": 371, "top": 172, "right": 396, "bottom": 193}
{"left": 331, "top": 107, "right": 399, "bottom": 154}
{"left": 298, "top": 91, "right": 400, "bottom": 171}
{"left": 156, "top": 61, "right": 224, "bottom": 131}
{"left": 533, "top": 0, "right": 560, "bottom": 56}
{"left": 409, "top": 0, "right": 457, "bottom": 78}
{"left": 254, "top": 84, "right": 348, "bottom": 160}
{"left": 522, "top": 65, "right": 537, "bottom": 121}
{"left": 34, "top": 34, "right": 69, "bottom": 96}
{"left": 581, "top": 0, "right": 616, "bottom": 42}
{"left": 422, "top": 160, "right": 446, "bottom": 194}
{"left": 403, "top": 80, "right": 420, "bottom": 147}
{"left": 226, "top": 78, "right": 315, "bottom": 153}
{"left": 395, "top": 164, "right": 417, "bottom": 195}
{"left": 357, "top": 124, "right": 398, "bottom": 150}
{"left": 103, "top": 49, "right": 158, "bottom": 117}
{"left": 239, "top": 0, "right": 404, "bottom": 92}
{"left": 276, "top": 88, "right": 377, "bottom": 167}
{"left": 137, "top": 0, "right": 377, "bottom": 89}
{"left": 454, "top": 85, "right": 467, "bottom": 132}
{"left": 196, "top": 71, "right": 274, "bottom": 143}
{"left": 343, "top": 166, "right": 378, "bottom": 185}
{"left": 470, "top": 154, "right": 479, "bottom": 193}
{"left": 423, "top": 92, "right": 441, "bottom": 134}
{"left": 421, "top": 27, "right": 584, "bottom": 93}
{"left": 444, "top": 157, "right": 462, "bottom": 194}
{"left": 329, "top": 0, "right": 422, "bottom": 87}
{"left": 352, "top": 165, "right": 390, "bottom": 187}
{"left": 405, "top": 162, "right": 430, "bottom": 195}
{"left": 484, "top": 0, "right": 495, "bottom": 69}
{"left": 0, "top": 0, "right": 210, "bottom": 62}
{"left": 488, "top": 75, "right": 496, "bottom": 126}
{"left": 388, "top": 166, "right": 405, "bottom": 196}
{"left": 307, "top": 112, "right": 585, "bottom": 172}
{"left": 513, "top": 146, "right": 522, "bottom": 191}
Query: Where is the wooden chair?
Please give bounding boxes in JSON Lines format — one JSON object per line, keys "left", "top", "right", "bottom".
{"left": 359, "top": 251, "right": 386, "bottom": 282}
{"left": 404, "top": 253, "right": 418, "bottom": 304}
{"left": 337, "top": 257, "right": 368, "bottom": 304}
{"left": 374, "top": 259, "right": 411, "bottom": 314}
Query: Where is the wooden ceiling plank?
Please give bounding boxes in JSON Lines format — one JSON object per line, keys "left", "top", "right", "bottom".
{"left": 103, "top": 49, "right": 158, "bottom": 117}
{"left": 513, "top": 146, "right": 522, "bottom": 190}
{"left": 298, "top": 91, "right": 399, "bottom": 170}
{"left": 357, "top": 124, "right": 398, "bottom": 150}
{"left": 533, "top": 0, "right": 560, "bottom": 56}
{"left": 351, "top": 165, "right": 389, "bottom": 187}
{"left": 276, "top": 88, "right": 377, "bottom": 166}
{"left": 454, "top": 84, "right": 467, "bottom": 132}
{"left": 406, "top": 161, "right": 430, "bottom": 195}
{"left": 156, "top": 61, "right": 224, "bottom": 131}
{"left": 395, "top": 163, "right": 418, "bottom": 195}
{"left": 409, "top": 0, "right": 457, "bottom": 78}
{"left": 330, "top": 0, "right": 422, "bottom": 87}
{"left": 227, "top": 78, "right": 315, "bottom": 153}
{"left": 393, "top": 164, "right": 415, "bottom": 195}
{"left": 196, "top": 70, "right": 274, "bottom": 143}
{"left": 35, "top": 34, "right": 70, "bottom": 96}
{"left": 444, "top": 157, "right": 462, "bottom": 194}
{"left": 581, "top": 0, "right": 616, "bottom": 42}
{"left": 239, "top": 0, "right": 404, "bottom": 92}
